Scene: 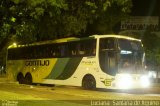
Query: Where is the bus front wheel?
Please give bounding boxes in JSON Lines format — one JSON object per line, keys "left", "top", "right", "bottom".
{"left": 82, "top": 75, "right": 96, "bottom": 90}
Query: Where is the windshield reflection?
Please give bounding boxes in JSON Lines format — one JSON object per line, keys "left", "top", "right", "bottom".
{"left": 118, "top": 39, "right": 145, "bottom": 74}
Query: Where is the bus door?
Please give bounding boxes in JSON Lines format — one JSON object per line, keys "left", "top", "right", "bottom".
{"left": 99, "top": 38, "right": 118, "bottom": 76}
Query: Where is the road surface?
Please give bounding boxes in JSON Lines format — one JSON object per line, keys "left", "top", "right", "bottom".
{"left": 0, "top": 77, "right": 160, "bottom": 106}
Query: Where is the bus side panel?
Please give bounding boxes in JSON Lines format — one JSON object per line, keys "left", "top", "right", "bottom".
{"left": 42, "top": 57, "right": 110, "bottom": 88}
{"left": 30, "top": 59, "right": 58, "bottom": 83}
{"left": 6, "top": 59, "right": 58, "bottom": 83}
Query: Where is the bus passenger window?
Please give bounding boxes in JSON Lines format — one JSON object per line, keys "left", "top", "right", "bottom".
{"left": 78, "top": 44, "right": 85, "bottom": 55}
{"left": 100, "top": 38, "right": 115, "bottom": 51}
{"left": 60, "top": 45, "right": 65, "bottom": 57}
{"left": 50, "top": 49, "right": 56, "bottom": 57}
{"left": 91, "top": 41, "right": 96, "bottom": 55}
{"left": 69, "top": 42, "right": 77, "bottom": 56}
{"left": 53, "top": 46, "right": 60, "bottom": 57}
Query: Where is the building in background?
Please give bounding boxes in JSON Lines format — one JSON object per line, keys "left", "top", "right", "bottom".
{"left": 121, "top": 16, "right": 159, "bottom": 31}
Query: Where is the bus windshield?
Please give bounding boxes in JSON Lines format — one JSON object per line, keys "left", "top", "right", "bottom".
{"left": 118, "top": 39, "right": 145, "bottom": 74}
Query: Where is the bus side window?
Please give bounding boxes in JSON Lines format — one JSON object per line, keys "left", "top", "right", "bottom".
{"left": 78, "top": 39, "right": 96, "bottom": 56}
{"left": 68, "top": 39, "right": 96, "bottom": 57}
{"left": 92, "top": 41, "right": 96, "bottom": 55}
{"left": 59, "top": 43, "right": 68, "bottom": 57}
{"left": 100, "top": 38, "right": 115, "bottom": 51}
{"left": 55, "top": 45, "right": 60, "bottom": 57}
{"left": 69, "top": 42, "right": 77, "bottom": 56}
{"left": 78, "top": 43, "right": 85, "bottom": 55}
{"left": 89, "top": 40, "right": 96, "bottom": 56}
{"left": 50, "top": 46, "right": 56, "bottom": 57}
{"left": 50, "top": 44, "right": 59, "bottom": 57}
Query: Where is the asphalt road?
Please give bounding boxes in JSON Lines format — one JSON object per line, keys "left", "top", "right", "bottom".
{"left": 0, "top": 77, "right": 160, "bottom": 106}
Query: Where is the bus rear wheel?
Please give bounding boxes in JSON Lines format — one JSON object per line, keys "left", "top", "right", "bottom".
{"left": 17, "top": 73, "right": 25, "bottom": 84}
{"left": 25, "top": 73, "right": 32, "bottom": 85}
{"left": 82, "top": 75, "right": 96, "bottom": 90}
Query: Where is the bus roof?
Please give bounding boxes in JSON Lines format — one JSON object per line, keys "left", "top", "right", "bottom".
{"left": 8, "top": 37, "right": 77, "bottom": 49}
{"left": 90, "top": 34, "right": 141, "bottom": 42}
{"left": 8, "top": 35, "right": 141, "bottom": 49}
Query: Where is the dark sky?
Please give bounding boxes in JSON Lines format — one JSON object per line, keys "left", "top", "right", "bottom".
{"left": 131, "top": 0, "right": 160, "bottom": 16}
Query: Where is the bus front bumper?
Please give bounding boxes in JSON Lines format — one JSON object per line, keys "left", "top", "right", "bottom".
{"left": 114, "top": 74, "right": 150, "bottom": 89}
{"left": 100, "top": 74, "right": 151, "bottom": 89}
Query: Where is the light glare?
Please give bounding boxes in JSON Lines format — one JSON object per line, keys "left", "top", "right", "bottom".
{"left": 117, "top": 74, "right": 133, "bottom": 89}
{"left": 140, "top": 75, "right": 150, "bottom": 87}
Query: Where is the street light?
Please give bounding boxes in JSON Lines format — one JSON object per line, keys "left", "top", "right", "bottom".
{"left": 8, "top": 42, "right": 17, "bottom": 48}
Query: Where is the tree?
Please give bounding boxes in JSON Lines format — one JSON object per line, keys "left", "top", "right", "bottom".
{"left": 0, "top": 0, "right": 132, "bottom": 44}
{"left": 141, "top": 30, "right": 160, "bottom": 71}
{"left": 86, "top": 0, "right": 132, "bottom": 35}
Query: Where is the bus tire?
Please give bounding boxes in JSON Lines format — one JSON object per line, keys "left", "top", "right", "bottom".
{"left": 25, "top": 73, "right": 32, "bottom": 85}
{"left": 82, "top": 75, "right": 96, "bottom": 90}
{"left": 17, "top": 73, "right": 25, "bottom": 84}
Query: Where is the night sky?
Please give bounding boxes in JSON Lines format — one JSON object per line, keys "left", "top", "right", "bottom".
{"left": 131, "top": 0, "right": 160, "bottom": 16}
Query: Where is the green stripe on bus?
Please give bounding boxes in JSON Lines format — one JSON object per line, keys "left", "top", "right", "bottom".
{"left": 56, "top": 57, "right": 82, "bottom": 80}
{"left": 46, "top": 58, "right": 70, "bottom": 79}
{"left": 46, "top": 57, "right": 82, "bottom": 80}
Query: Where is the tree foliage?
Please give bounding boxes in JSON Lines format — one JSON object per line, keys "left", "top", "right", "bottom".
{"left": 0, "top": 0, "right": 132, "bottom": 44}
{"left": 86, "top": 0, "right": 132, "bottom": 35}
{"left": 142, "top": 31, "right": 160, "bottom": 69}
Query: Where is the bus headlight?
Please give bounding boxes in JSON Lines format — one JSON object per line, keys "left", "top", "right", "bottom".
{"left": 117, "top": 74, "right": 133, "bottom": 89}
{"left": 140, "top": 75, "right": 150, "bottom": 87}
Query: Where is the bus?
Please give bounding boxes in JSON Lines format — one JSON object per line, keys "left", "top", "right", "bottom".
{"left": 6, "top": 35, "right": 150, "bottom": 89}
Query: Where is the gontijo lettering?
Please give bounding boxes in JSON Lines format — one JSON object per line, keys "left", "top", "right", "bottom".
{"left": 25, "top": 60, "right": 50, "bottom": 66}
